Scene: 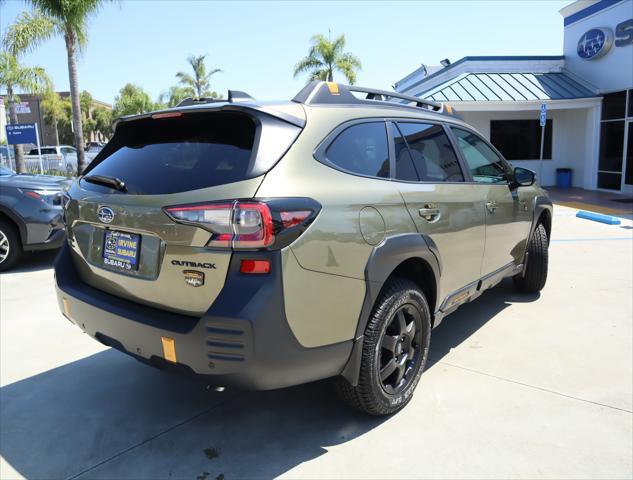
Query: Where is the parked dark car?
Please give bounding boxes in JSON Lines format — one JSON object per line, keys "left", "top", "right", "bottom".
{"left": 0, "top": 165, "right": 68, "bottom": 271}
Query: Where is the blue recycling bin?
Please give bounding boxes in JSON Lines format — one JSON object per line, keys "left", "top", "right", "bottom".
{"left": 556, "top": 168, "right": 573, "bottom": 188}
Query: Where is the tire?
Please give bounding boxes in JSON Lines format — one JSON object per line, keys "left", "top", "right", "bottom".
{"left": 0, "top": 218, "right": 23, "bottom": 272}
{"left": 514, "top": 222, "right": 548, "bottom": 293}
{"left": 336, "top": 278, "right": 431, "bottom": 416}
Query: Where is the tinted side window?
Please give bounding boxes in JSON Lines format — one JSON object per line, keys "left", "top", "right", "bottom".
{"left": 396, "top": 122, "right": 464, "bottom": 182}
{"left": 391, "top": 123, "right": 417, "bottom": 181}
{"left": 326, "top": 122, "right": 390, "bottom": 178}
{"left": 452, "top": 128, "right": 512, "bottom": 184}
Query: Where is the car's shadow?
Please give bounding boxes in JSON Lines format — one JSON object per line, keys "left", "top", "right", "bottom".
{"left": 1, "top": 249, "right": 58, "bottom": 274}
{"left": 0, "top": 279, "right": 538, "bottom": 479}
{"left": 427, "top": 278, "right": 539, "bottom": 368}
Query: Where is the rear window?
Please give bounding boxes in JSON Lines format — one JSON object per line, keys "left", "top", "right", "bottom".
{"left": 83, "top": 112, "right": 260, "bottom": 195}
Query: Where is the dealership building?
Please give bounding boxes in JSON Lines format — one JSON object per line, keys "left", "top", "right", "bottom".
{"left": 394, "top": 0, "right": 633, "bottom": 194}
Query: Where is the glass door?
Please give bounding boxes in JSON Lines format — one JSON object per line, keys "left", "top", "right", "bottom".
{"left": 623, "top": 120, "right": 633, "bottom": 195}
{"left": 597, "top": 90, "right": 633, "bottom": 194}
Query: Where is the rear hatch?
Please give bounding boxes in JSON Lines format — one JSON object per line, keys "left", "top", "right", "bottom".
{"left": 64, "top": 106, "right": 304, "bottom": 316}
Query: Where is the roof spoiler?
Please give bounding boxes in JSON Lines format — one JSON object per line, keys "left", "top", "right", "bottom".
{"left": 114, "top": 89, "right": 305, "bottom": 130}
{"left": 292, "top": 81, "right": 459, "bottom": 117}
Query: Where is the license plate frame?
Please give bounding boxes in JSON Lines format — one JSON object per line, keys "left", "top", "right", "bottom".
{"left": 102, "top": 230, "right": 141, "bottom": 271}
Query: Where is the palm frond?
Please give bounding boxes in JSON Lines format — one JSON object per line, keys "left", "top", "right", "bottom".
{"left": 309, "top": 69, "right": 329, "bottom": 82}
{"left": 331, "top": 34, "right": 345, "bottom": 55}
{"left": 176, "top": 71, "right": 195, "bottom": 86}
{"left": 18, "top": 65, "right": 51, "bottom": 93}
{"left": 334, "top": 61, "right": 357, "bottom": 85}
{"left": 293, "top": 57, "right": 324, "bottom": 77}
{"left": 2, "top": 9, "right": 56, "bottom": 57}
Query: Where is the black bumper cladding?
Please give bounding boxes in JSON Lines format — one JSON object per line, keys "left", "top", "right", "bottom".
{"left": 54, "top": 244, "right": 352, "bottom": 390}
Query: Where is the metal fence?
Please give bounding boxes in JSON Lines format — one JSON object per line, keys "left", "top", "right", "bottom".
{"left": 0, "top": 153, "right": 83, "bottom": 177}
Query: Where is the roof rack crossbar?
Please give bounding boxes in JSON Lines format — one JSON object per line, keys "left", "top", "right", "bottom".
{"left": 349, "top": 85, "right": 442, "bottom": 112}
{"left": 292, "top": 81, "right": 448, "bottom": 115}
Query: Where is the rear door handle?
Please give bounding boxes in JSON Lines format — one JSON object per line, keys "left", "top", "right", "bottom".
{"left": 486, "top": 201, "right": 498, "bottom": 214}
{"left": 419, "top": 204, "right": 441, "bottom": 222}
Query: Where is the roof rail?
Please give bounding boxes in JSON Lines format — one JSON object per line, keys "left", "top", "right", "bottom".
{"left": 292, "top": 81, "right": 458, "bottom": 116}
{"left": 176, "top": 89, "right": 255, "bottom": 107}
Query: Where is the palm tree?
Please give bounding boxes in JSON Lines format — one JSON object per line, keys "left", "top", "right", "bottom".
{"left": 0, "top": 52, "right": 50, "bottom": 172}
{"left": 40, "top": 88, "right": 66, "bottom": 147}
{"left": 294, "top": 33, "right": 362, "bottom": 84}
{"left": 159, "top": 85, "right": 194, "bottom": 108}
{"left": 176, "top": 54, "right": 222, "bottom": 98}
{"left": 112, "top": 83, "right": 155, "bottom": 118}
{"left": 4, "top": 2, "right": 106, "bottom": 173}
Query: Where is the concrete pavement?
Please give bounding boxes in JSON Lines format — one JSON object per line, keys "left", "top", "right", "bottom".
{"left": 1, "top": 205, "right": 632, "bottom": 479}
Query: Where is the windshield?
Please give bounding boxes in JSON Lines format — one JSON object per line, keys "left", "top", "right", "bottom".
{"left": 0, "top": 166, "right": 15, "bottom": 176}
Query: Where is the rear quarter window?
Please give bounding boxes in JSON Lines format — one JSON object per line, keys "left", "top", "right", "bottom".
{"left": 324, "top": 122, "right": 390, "bottom": 178}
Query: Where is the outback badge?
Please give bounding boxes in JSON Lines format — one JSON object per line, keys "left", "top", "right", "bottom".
{"left": 183, "top": 270, "right": 205, "bottom": 287}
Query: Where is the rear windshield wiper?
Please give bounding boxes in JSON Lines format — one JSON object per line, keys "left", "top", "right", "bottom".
{"left": 83, "top": 175, "right": 127, "bottom": 192}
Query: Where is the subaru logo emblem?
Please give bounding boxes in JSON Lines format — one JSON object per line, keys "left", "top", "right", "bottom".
{"left": 577, "top": 27, "right": 613, "bottom": 60}
{"left": 97, "top": 206, "right": 115, "bottom": 224}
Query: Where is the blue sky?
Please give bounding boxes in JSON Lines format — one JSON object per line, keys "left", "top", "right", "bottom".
{"left": 0, "top": 1, "right": 572, "bottom": 105}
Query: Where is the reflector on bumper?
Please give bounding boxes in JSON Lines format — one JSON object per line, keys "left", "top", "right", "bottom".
{"left": 161, "top": 336, "right": 177, "bottom": 363}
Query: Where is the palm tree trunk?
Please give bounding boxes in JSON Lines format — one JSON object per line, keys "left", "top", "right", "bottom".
{"left": 53, "top": 117, "right": 60, "bottom": 147}
{"left": 327, "top": 66, "right": 333, "bottom": 82}
{"left": 64, "top": 29, "right": 85, "bottom": 174}
{"left": 6, "top": 85, "right": 25, "bottom": 173}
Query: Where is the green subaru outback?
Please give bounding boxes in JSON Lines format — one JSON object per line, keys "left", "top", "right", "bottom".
{"left": 55, "top": 81, "right": 552, "bottom": 416}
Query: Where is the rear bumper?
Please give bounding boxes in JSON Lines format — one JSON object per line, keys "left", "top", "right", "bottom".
{"left": 54, "top": 243, "right": 352, "bottom": 390}
{"left": 26, "top": 227, "right": 65, "bottom": 251}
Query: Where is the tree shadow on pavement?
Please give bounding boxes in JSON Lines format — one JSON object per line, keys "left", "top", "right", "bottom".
{"left": 0, "top": 278, "right": 539, "bottom": 480}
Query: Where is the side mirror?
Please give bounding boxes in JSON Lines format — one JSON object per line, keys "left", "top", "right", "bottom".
{"left": 512, "top": 167, "right": 535, "bottom": 188}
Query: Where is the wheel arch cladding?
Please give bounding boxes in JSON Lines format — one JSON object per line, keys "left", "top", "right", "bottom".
{"left": 358, "top": 233, "right": 441, "bottom": 338}
{"left": 341, "top": 233, "right": 440, "bottom": 387}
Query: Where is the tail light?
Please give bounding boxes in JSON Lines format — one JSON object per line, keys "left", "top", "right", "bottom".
{"left": 164, "top": 199, "right": 319, "bottom": 250}
{"left": 22, "top": 189, "right": 63, "bottom": 206}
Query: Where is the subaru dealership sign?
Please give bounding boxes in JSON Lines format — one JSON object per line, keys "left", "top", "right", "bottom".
{"left": 5, "top": 123, "right": 38, "bottom": 145}
{"left": 577, "top": 19, "right": 633, "bottom": 60}
{"left": 577, "top": 28, "right": 613, "bottom": 59}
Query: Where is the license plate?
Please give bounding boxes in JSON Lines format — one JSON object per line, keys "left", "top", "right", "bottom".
{"left": 102, "top": 230, "right": 141, "bottom": 271}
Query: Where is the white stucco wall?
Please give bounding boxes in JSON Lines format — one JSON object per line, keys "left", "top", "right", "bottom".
{"left": 563, "top": 0, "right": 633, "bottom": 93}
{"left": 460, "top": 107, "right": 597, "bottom": 188}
